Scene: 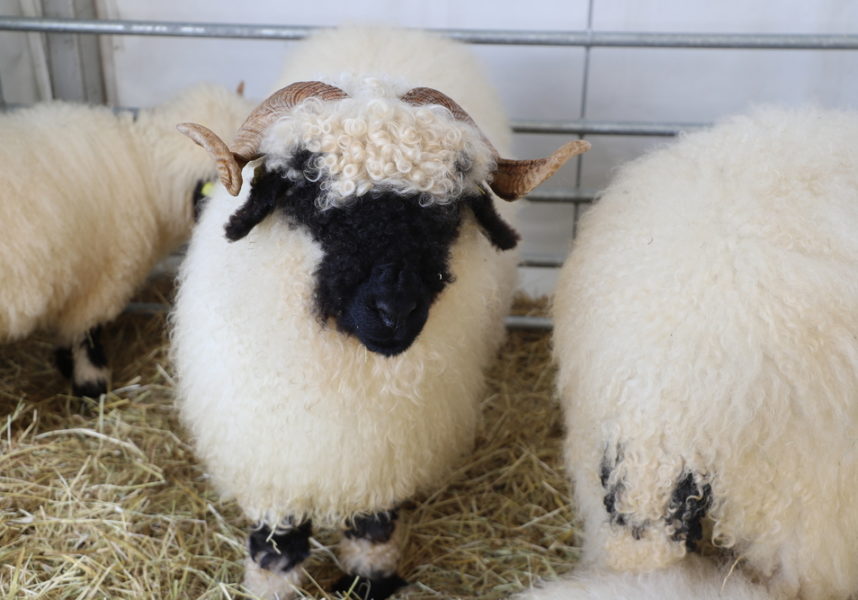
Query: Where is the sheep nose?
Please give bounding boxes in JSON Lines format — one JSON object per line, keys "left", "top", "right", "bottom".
{"left": 375, "top": 297, "right": 417, "bottom": 329}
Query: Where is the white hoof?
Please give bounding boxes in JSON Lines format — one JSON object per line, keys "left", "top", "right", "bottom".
{"left": 242, "top": 557, "right": 304, "bottom": 600}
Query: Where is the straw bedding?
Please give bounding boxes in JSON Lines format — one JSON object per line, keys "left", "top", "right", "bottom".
{"left": 0, "top": 277, "right": 578, "bottom": 599}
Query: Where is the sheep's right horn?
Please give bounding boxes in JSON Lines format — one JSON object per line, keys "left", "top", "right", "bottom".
{"left": 231, "top": 81, "right": 349, "bottom": 165}
{"left": 178, "top": 81, "right": 349, "bottom": 196}
{"left": 177, "top": 122, "right": 246, "bottom": 196}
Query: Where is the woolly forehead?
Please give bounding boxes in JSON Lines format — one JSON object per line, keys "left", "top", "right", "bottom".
{"left": 259, "top": 96, "right": 496, "bottom": 208}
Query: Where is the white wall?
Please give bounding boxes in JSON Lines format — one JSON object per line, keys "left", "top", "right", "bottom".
{"left": 2, "top": 0, "right": 857, "bottom": 294}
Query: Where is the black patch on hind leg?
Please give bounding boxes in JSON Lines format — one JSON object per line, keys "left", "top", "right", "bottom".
{"left": 332, "top": 573, "right": 408, "bottom": 600}
{"left": 54, "top": 346, "right": 74, "bottom": 380}
{"left": 666, "top": 471, "right": 712, "bottom": 550}
{"left": 600, "top": 444, "right": 627, "bottom": 526}
{"left": 248, "top": 520, "right": 311, "bottom": 573}
{"left": 344, "top": 510, "right": 398, "bottom": 543}
{"left": 82, "top": 326, "right": 107, "bottom": 369}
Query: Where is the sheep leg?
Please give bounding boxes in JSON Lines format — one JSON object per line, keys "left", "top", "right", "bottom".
{"left": 594, "top": 444, "right": 712, "bottom": 572}
{"left": 243, "top": 520, "right": 311, "bottom": 600}
{"left": 333, "top": 509, "right": 407, "bottom": 600}
{"left": 54, "top": 326, "right": 109, "bottom": 397}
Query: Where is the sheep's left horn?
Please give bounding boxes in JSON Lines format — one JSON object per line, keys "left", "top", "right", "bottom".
{"left": 491, "top": 140, "right": 591, "bottom": 200}
{"left": 177, "top": 122, "right": 246, "bottom": 196}
{"left": 400, "top": 86, "right": 591, "bottom": 200}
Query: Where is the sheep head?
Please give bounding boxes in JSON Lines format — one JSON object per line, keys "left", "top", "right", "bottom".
{"left": 178, "top": 81, "right": 589, "bottom": 356}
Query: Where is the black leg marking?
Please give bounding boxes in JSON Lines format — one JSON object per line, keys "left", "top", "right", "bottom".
{"left": 336, "top": 509, "right": 406, "bottom": 598}
{"left": 82, "top": 326, "right": 107, "bottom": 369}
{"left": 666, "top": 471, "right": 712, "bottom": 551}
{"left": 344, "top": 510, "right": 398, "bottom": 543}
{"left": 248, "top": 520, "right": 312, "bottom": 573}
{"left": 332, "top": 573, "right": 408, "bottom": 600}
{"left": 68, "top": 326, "right": 108, "bottom": 398}
{"left": 54, "top": 346, "right": 74, "bottom": 380}
{"left": 600, "top": 444, "right": 627, "bottom": 527}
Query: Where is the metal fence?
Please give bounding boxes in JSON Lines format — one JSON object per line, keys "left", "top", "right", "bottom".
{"left": 2, "top": 15, "right": 856, "bottom": 328}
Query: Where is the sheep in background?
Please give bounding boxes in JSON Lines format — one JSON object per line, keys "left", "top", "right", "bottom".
{"left": 0, "top": 83, "right": 253, "bottom": 397}
{"left": 172, "top": 26, "right": 588, "bottom": 600}
{"left": 536, "top": 106, "right": 858, "bottom": 600}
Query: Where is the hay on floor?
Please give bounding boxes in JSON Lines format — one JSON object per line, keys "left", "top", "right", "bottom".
{"left": 0, "top": 278, "right": 578, "bottom": 599}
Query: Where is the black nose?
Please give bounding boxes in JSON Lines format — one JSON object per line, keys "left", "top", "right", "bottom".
{"left": 375, "top": 297, "right": 418, "bottom": 330}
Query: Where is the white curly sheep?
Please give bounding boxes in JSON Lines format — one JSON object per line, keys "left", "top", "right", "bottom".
{"left": 172, "top": 26, "right": 588, "bottom": 600}
{"left": 539, "top": 106, "right": 858, "bottom": 600}
{"left": 0, "top": 83, "right": 253, "bottom": 396}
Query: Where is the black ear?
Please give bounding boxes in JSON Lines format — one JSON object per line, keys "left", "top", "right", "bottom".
{"left": 466, "top": 188, "right": 520, "bottom": 251}
{"left": 224, "top": 166, "right": 287, "bottom": 241}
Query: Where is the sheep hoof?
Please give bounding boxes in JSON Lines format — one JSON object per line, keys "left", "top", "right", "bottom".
{"left": 248, "top": 521, "right": 312, "bottom": 572}
{"left": 72, "top": 379, "right": 107, "bottom": 399}
{"left": 242, "top": 557, "right": 303, "bottom": 600}
{"left": 55, "top": 326, "right": 110, "bottom": 398}
{"left": 332, "top": 573, "right": 407, "bottom": 600}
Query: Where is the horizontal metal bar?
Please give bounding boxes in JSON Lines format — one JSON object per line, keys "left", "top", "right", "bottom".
{"left": 125, "top": 301, "right": 552, "bottom": 329}
{"left": 3, "top": 104, "right": 603, "bottom": 205}
{"left": 444, "top": 29, "right": 858, "bottom": 49}
{"left": 505, "top": 315, "right": 553, "bottom": 330}
{"left": 0, "top": 16, "right": 316, "bottom": 40}
{"left": 124, "top": 302, "right": 170, "bottom": 314}
{"left": 0, "top": 100, "right": 701, "bottom": 137}
{"left": 1, "top": 17, "right": 857, "bottom": 50}
{"left": 520, "top": 254, "right": 565, "bottom": 268}
{"left": 525, "top": 188, "right": 596, "bottom": 204}
{"left": 513, "top": 119, "right": 705, "bottom": 136}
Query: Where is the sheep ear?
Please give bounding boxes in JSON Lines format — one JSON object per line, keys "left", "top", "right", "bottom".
{"left": 177, "top": 122, "right": 247, "bottom": 196}
{"left": 224, "top": 166, "right": 281, "bottom": 242}
{"left": 490, "top": 139, "right": 590, "bottom": 200}
{"left": 467, "top": 186, "right": 520, "bottom": 251}
{"left": 236, "top": 81, "right": 246, "bottom": 97}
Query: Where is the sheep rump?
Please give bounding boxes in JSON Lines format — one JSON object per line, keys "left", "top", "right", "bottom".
{"left": 551, "top": 107, "right": 858, "bottom": 599}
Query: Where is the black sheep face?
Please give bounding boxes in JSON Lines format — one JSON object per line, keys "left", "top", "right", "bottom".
{"left": 223, "top": 150, "right": 519, "bottom": 357}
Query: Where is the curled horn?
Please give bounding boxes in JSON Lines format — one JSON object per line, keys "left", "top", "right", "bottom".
{"left": 178, "top": 81, "right": 349, "bottom": 196}
{"left": 491, "top": 139, "right": 591, "bottom": 201}
{"left": 400, "top": 87, "right": 590, "bottom": 200}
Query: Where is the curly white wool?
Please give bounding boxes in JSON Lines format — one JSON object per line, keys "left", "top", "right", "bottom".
{"left": 262, "top": 79, "right": 496, "bottom": 209}
{"left": 515, "top": 557, "right": 769, "bottom": 600}
{"left": 173, "top": 26, "right": 519, "bottom": 529}
{"left": 548, "top": 106, "right": 858, "bottom": 600}
{"left": 0, "top": 83, "right": 252, "bottom": 344}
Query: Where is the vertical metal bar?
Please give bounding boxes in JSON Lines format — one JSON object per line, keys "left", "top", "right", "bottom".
{"left": 572, "top": 0, "right": 596, "bottom": 239}
{"left": 42, "top": 0, "right": 104, "bottom": 102}
{"left": 19, "top": 0, "right": 54, "bottom": 101}
{"left": 0, "top": 73, "right": 6, "bottom": 110}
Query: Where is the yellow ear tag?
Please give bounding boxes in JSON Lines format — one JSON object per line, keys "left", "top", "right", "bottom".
{"left": 201, "top": 181, "right": 216, "bottom": 197}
